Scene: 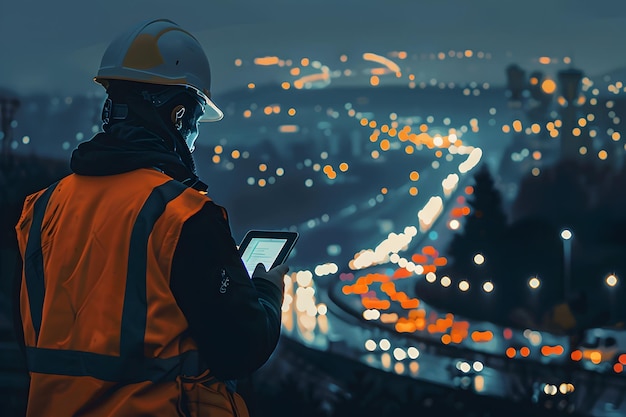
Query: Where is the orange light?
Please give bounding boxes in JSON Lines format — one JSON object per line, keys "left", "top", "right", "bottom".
{"left": 395, "top": 320, "right": 417, "bottom": 333}
{"left": 433, "top": 257, "right": 448, "bottom": 267}
{"left": 254, "top": 56, "right": 280, "bottom": 66}
{"left": 400, "top": 299, "right": 419, "bottom": 309}
{"left": 541, "top": 79, "right": 557, "bottom": 94}
{"left": 450, "top": 207, "right": 465, "bottom": 217}
{"left": 520, "top": 347, "right": 530, "bottom": 357}
{"left": 570, "top": 350, "right": 583, "bottom": 361}
{"left": 503, "top": 328, "right": 513, "bottom": 340}
{"left": 590, "top": 351, "right": 602, "bottom": 364}
{"left": 471, "top": 330, "right": 494, "bottom": 342}
{"left": 412, "top": 254, "right": 428, "bottom": 263}
{"left": 361, "top": 297, "right": 391, "bottom": 310}
{"left": 506, "top": 347, "right": 516, "bottom": 358}
{"left": 541, "top": 345, "right": 564, "bottom": 356}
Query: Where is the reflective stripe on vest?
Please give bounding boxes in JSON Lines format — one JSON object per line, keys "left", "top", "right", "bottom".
{"left": 24, "top": 181, "right": 59, "bottom": 343}
{"left": 23, "top": 178, "right": 201, "bottom": 383}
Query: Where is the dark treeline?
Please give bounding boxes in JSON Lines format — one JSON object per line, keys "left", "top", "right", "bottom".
{"left": 416, "top": 158, "right": 626, "bottom": 337}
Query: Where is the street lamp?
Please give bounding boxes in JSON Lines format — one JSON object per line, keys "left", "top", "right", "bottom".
{"left": 606, "top": 273, "right": 618, "bottom": 322}
{"left": 560, "top": 228, "right": 573, "bottom": 299}
{"left": 605, "top": 274, "right": 618, "bottom": 288}
{"left": 528, "top": 276, "right": 541, "bottom": 289}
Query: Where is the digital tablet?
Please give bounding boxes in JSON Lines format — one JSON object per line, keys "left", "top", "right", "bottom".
{"left": 238, "top": 230, "right": 299, "bottom": 277}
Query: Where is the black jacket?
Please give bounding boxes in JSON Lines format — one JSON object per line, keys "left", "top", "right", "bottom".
{"left": 16, "top": 124, "right": 283, "bottom": 381}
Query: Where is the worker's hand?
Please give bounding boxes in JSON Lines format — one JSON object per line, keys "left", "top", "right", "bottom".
{"left": 252, "top": 263, "right": 289, "bottom": 290}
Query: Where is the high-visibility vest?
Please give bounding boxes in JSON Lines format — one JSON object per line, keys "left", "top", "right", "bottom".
{"left": 15, "top": 168, "right": 243, "bottom": 417}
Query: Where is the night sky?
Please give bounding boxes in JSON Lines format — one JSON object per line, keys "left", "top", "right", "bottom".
{"left": 2, "top": 0, "right": 626, "bottom": 97}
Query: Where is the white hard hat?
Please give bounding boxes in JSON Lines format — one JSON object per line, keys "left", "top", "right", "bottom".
{"left": 94, "top": 18, "right": 223, "bottom": 122}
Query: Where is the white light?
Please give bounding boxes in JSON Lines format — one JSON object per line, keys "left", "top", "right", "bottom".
{"left": 529, "top": 277, "right": 541, "bottom": 289}
{"left": 363, "top": 309, "right": 380, "bottom": 320}
{"left": 393, "top": 347, "right": 407, "bottom": 361}
{"left": 418, "top": 196, "right": 444, "bottom": 231}
{"left": 296, "top": 270, "right": 313, "bottom": 287}
{"left": 482, "top": 281, "right": 494, "bottom": 293}
{"left": 472, "top": 361, "right": 484, "bottom": 372}
{"left": 441, "top": 276, "right": 451, "bottom": 287}
{"left": 365, "top": 339, "right": 377, "bottom": 351}
{"left": 379, "top": 338, "right": 391, "bottom": 351}
{"left": 458, "top": 361, "right": 471, "bottom": 373}
{"left": 426, "top": 272, "right": 437, "bottom": 283}
{"left": 459, "top": 280, "right": 470, "bottom": 291}
{"left": 317, "top": 304, "right": 328, "bottom": 315}
{"left": 560, "top": 229, "right": 572, "bottom": 240}
{"left": 407, "top": 346, "right": 420, "bottom": 359}
{"left": 528, "top": 331, "right": 542, "bottom": 346}
{"left": 458, "top": 147, "right": 482, "bottom": 173}
{"left": 606, "top": 274, "right": 618, "bottom": 287}
{"left": 473, "top": 253, "right": 485, "bottom": 265}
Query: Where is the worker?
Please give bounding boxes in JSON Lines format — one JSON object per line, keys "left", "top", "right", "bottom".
{"left": 14, "top": 18, "right": 288, "bottom": 416}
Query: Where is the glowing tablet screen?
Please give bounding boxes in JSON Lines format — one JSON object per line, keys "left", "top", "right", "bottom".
{"left": 241, "top": 237, "right": 288, "bottom": 277}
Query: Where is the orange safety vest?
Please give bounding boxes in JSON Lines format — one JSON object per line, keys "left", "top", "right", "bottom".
{"left": 15, "top": 168, "right": 248, "bottom": 417}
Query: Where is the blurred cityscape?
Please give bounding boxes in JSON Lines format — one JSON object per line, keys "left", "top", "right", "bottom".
{"left": 2, "top": 46, "right": 626, "bottom": 417}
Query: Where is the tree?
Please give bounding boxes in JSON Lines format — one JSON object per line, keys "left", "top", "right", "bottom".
{"left": 447, "top": 163, "right": 508, "bottom": 287}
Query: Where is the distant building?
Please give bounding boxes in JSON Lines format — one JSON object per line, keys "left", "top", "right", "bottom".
{"left": 557, "top": 67, "right": 588, "bottom": 161}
